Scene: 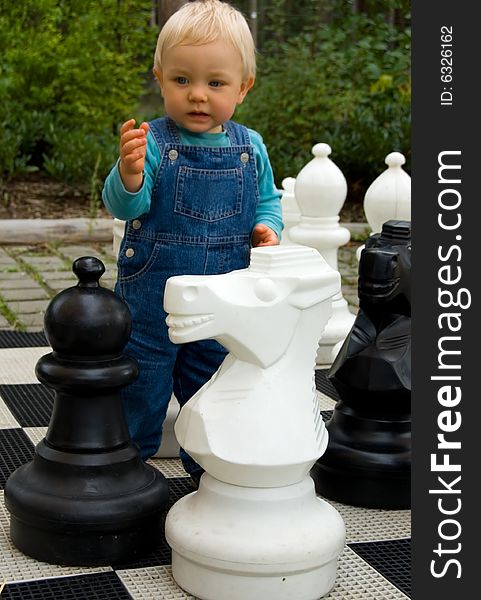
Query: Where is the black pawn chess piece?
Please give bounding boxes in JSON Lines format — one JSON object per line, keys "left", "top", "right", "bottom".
{"left": 311, "top": 220, "right": 411, "bottom": 509}
{"left": 5, "top": 256, "right": 169, "bottom": 565}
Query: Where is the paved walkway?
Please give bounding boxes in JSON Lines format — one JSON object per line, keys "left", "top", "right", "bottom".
{"left": 0, "top": 237, "right": 361, "bottom": 332}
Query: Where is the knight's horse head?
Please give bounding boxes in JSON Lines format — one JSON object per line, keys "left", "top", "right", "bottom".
{"left": 358, "top": 219, "right": 411, "bottom": 316}
{"left": 164, "top": 246, "right": 340, "bottom": 368}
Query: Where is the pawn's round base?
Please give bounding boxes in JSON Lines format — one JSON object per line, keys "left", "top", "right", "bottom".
{"left": 5, "top": 441, "right": 169, "bottom": 566}
{"left": 166, "top": 474, "right": 345, "bottom": 600}
{"left": 311, "top": 461, "right": 410, "bottom": 510}
{"left": 9, "top": 512, "right": 164, "bottom": 566}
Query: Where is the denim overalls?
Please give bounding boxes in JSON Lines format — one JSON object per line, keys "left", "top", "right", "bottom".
{"left": 115, "top": 117, "right": 259, "bottom": 473}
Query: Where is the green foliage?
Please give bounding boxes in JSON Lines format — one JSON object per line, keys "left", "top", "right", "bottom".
{"left": 235, "top": 8, "right": 411, "bottom": 196}
{"left": 0, "top": 0, "right": 156, "bottom": 182}
{"left": 0, "top": 0, "right": 410, "bottom": 206}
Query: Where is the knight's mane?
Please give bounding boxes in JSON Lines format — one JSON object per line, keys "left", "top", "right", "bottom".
{"left": 249, "top": 247, "right": 323, "bottom": 276}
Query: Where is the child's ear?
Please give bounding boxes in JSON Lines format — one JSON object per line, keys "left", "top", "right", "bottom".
{"left": 153, "top": 67, "right": 164, "bottom": 95}
{"left": 237, "top": 77, "right": 255, "bottom": 104}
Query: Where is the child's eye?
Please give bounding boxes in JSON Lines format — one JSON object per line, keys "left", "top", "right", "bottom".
{"left": 175, "top": 76, "right": 189, "bottom": 85}
{"left": 209, "top": 80, "right": 223, "bottom": 88}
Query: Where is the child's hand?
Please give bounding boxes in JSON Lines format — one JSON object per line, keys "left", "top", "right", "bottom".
{"left": 119, "top": 119, "right": 149, "bottom": 192}
{"left": 251, "top": 224, "right": 279, "bottom": 247}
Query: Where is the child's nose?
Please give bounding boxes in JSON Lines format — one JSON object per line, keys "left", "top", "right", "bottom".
{"left": 188, "top": 86, "right": 208, "bottom": 103}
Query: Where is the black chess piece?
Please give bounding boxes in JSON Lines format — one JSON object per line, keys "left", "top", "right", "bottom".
{"left": 5, "top": 257, "right": 169, "bottom": 565}
{"left": 311, "top": 220, "right": 411, "bottom": 509}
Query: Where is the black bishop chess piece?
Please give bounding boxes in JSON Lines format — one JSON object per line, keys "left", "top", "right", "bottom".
{"left": 311, "top": 220, "right": 411, "bottom": 509}
{"left": 5, "top": 256, "right": 169, "bottom": 565}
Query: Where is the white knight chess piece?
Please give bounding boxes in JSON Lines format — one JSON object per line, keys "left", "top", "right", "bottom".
{"left": 164, "top": 245, "right": 345, "bottom": 600}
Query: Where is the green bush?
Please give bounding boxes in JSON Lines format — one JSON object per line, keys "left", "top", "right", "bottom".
{"left": 235, "top": 11, "right": 411, "bottom": 196}
{"left": 0, "top": 1, "right": 410, "bottom": 204}
{"left": 0, "top": 0, "right": 156, "bottom": 182}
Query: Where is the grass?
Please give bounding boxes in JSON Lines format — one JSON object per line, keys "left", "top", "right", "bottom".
{"left": 2, "top": 247, "right": 56, "bottom": 297}
{"left": 0, "top": 294, "right": 25, "bottom": 331}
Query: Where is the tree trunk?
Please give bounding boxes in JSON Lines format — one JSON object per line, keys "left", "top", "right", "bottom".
{"left": 249, "top": 0, "right": 258, "bottom": 47}
{"left": 154, "top": 0, "right": 185, "bottom": 28}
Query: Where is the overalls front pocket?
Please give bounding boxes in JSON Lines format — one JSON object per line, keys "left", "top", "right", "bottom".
{"left": 117, "top": 236, "right": 162, "bottom": 283}
{"left": 174, "top": 166, "right": 243, "bottom": 222}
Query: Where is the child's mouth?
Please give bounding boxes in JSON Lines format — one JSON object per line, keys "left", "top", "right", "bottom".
{"left": 189, "top": 112, "right": 209, "bottom": 119}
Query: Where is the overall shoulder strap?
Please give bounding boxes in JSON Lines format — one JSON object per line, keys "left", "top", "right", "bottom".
{"left": 224, "top": 120, "right": 250, "bottom": 146}
{"left": 148, "top": 117, "right": 180, "bottom": 146}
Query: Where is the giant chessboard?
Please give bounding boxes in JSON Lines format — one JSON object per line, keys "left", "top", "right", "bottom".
{"left": 0, "top": 330, "right": 411, "bottom": 599}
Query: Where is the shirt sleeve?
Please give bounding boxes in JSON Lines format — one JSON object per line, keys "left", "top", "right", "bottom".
{"left": 248, "top": 128, "right": 284, "bottom": 241}
{"left": 101, "top": 130, "right": 160, "bottom": 221}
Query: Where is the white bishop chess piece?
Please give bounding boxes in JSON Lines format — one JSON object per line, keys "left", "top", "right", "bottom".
{"left": 280, "top": 176, "right": 301, "bottom": 245}
{"left": 289, "top": 143, "right": 355, "bottom": 365}
{"left": 356, "top": 151, "right": 411, "bottom": 261}
{"left": 164, "top": 245, "right": 345, "bottom": 600}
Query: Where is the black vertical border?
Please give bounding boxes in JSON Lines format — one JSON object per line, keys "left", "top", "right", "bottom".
{"left": 412, "top": 2, "right": 478, "bottom": 597}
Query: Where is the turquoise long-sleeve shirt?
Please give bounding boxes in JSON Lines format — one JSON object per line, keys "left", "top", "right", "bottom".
{"left": 102, "top": 123, "right": 283, "bottom": 240}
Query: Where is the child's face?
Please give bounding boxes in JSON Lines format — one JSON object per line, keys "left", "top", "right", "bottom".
{"left": 155, "top": 39, "right": 254, "bottom": 134}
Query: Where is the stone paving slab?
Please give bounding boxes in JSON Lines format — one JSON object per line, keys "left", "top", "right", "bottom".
{"left": 0, "top": 279, "right": 44, "bottom": 290}
{"left": 0, "top": 257, "right": 17, "bottom": 268}
{"left": 60, "top": 244, "right": 116, "bottom": 260}
{"left": 0, "top": 272, "right": 32, "bottom": 281}
{"left": 20, "top": 313, "right": 47, "bottom": 329}
{"left": 15, "top": 256, "right": 68, "bottom": 270}
{"left": 0, "top": 288, "right": 50, "bottom": 301}
{"left": 0, "top": 248, "right": 16, "bottom": 260}
{"left": 0, "top": 237, "right": 362, "bottom": 331}
{"left": 39, "top": 271, "right": 78, "bottom": 281}
{"left": 6, "top": 300, "right": 50, "bottom": 315}
{"left": 47, "top": 279, "right": 86, "bottom": 292}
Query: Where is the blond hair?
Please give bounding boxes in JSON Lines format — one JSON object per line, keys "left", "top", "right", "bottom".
{"left": 154, "top": 0, "right": 256, "bottom": 79}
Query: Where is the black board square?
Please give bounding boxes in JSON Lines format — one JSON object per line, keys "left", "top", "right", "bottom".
{"left": 0, "top": 330, "right": 48, "bottom": 349}
{"left": 348, "top": 538, "right": 411, "bottom": 597}
{"left": 0, "top": 428, "right": 35, "bottom": 489}
{"left": 0, "top": 384, "right": 54, "bottom": 427}
{"left": 315, "top": 368, "right": 340, "bottom": 402}
{"left": 320, "top": 409, "right": 333, "bottom": 422}
{"left": 0, "top": 571, "right": 133, "bottom": 599}
{"left": 166, "top": 476, "right": 194, "bottom": 508}
{"left": 112, "top": 533, "right": 172, "bottom": 570}
{"left": 112, "top": 477, "right": 193, "bottom": 570}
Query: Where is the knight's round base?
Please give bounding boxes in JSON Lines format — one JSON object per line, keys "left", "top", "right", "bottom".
{"left": 171, "top": 552, "right": 338, "bottom": 600}
{"left": 311, "top": 461, "right": 410, "bottom": 510}
{"left": 166, "top": 474, "right": 345, "bottom": 600}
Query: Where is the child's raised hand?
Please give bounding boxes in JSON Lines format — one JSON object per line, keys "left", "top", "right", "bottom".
{"left": 119, "top": 119, "right": 149, "bottom": 192}
{"left": 251, "top": 224, "right": 279, "bottom": 247}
